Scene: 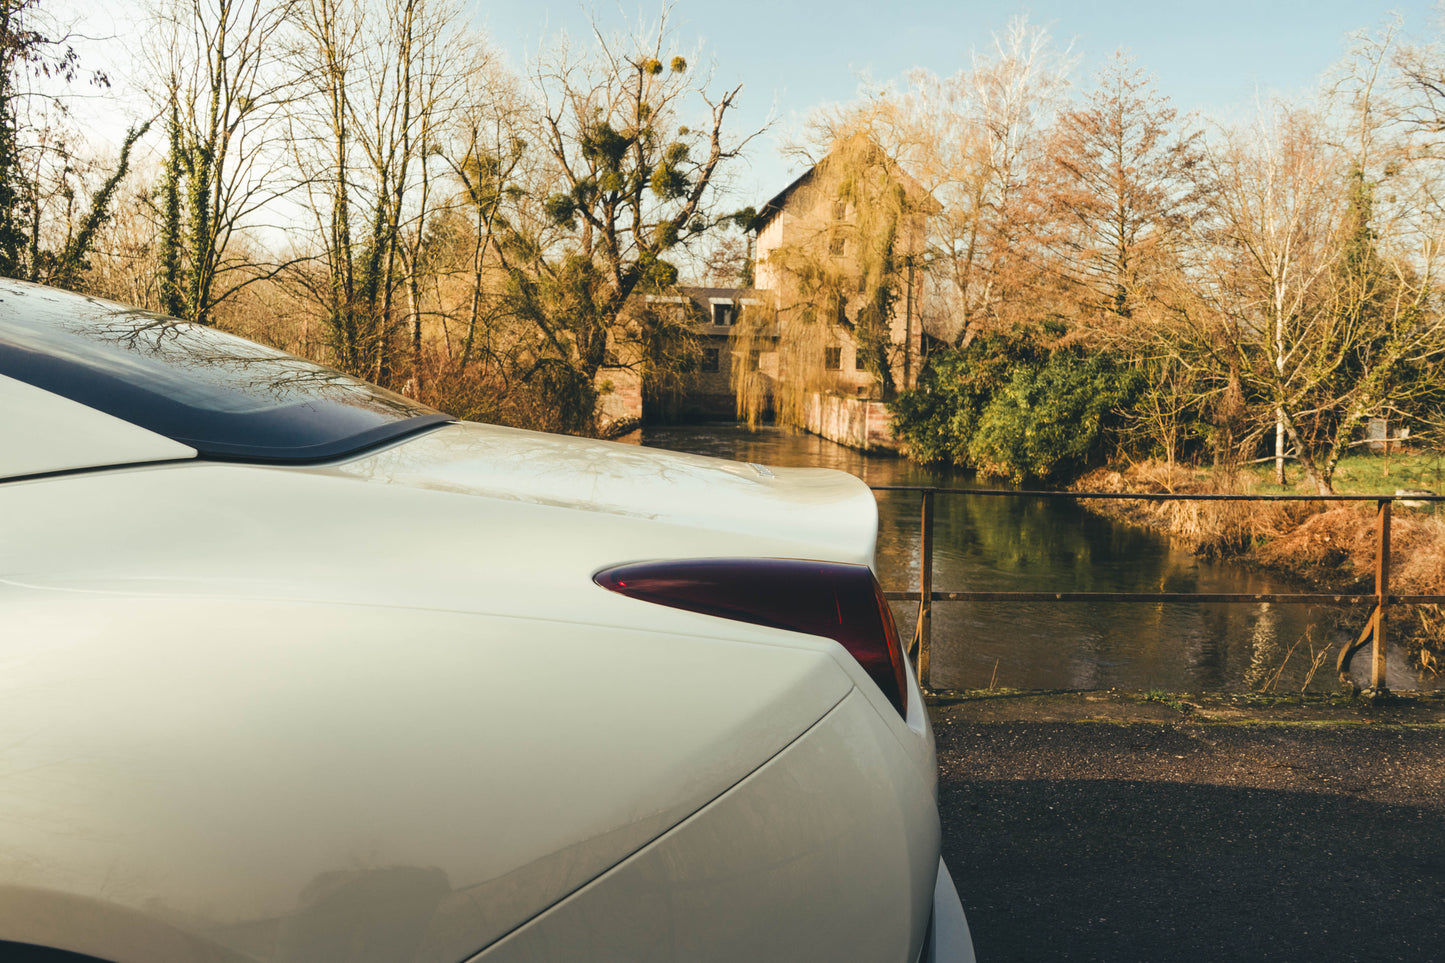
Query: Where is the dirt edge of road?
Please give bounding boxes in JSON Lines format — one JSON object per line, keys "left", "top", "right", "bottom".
{"left": 927, "top": 686, "right": 1445, "bottom": 726}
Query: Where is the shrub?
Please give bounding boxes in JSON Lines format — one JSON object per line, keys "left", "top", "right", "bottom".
{"left": 890, "top": 333, "right": 1140, "bottom": 483}
{"left": 969, "top": 349, "right": 1143, "bottom": 483}
{"left": 888, "top": 330, "right": 1045, "bottom": 465}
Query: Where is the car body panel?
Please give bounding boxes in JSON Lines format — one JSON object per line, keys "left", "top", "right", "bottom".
{"left": 473, "top": 688, "right": 940, "bottom": 963}
{"left": 0, "top": 444, "right": 954, "bottom": 962}
{"left": 0, "top": 592, "right": 854, "bottom": 963}
{"left": 0, "top": 373, "right": 196, "bottom": 480}
{"left": 322, "top": 420, "right": 880, "bottom": 566}
{"left": 926, "top": 860, "right": 977, "bottom": 963}
{"left": 2, "top": 456, "right": 875, "bottom": 637}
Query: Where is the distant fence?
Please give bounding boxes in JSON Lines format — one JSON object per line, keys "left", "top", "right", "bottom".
{"left": 869, "top": 486, "right": 1445, "bottom": 694}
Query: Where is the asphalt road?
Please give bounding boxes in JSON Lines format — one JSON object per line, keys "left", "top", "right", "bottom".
{"left": 932, "top": 692, "right": 1445, "bottom": 962}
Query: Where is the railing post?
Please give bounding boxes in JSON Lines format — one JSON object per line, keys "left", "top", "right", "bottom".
{"left": 1372, "top": 499, "right": 1391, "bottom": 693}
{"left": 916, "top": 490, "right": 934, "bottom": 689}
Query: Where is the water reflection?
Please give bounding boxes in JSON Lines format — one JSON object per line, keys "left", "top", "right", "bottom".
{"left": 639, "top": 424, "right": 1443, "bottom": 693}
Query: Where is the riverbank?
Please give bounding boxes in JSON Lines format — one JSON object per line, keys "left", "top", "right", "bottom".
{"left": 933, "top": 690, "right": 1445, "bottom": 961}
{"left": 1074, "top": 460, "right": 1445, "bottom": 673}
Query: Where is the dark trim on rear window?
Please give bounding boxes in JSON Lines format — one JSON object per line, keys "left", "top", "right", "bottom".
{"left": 0, "top": 280, "right": 456, "bottom": 464}
{"left": 192, "top": 414, "right": 455, "bottom": 463}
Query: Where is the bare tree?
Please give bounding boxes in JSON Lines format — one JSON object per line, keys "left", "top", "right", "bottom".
{"left": 442, "top": 84, "right": 530, "bottom": 373}
{"left": 903, "top": 18, "right": 1072, "bottom": 345}
{"left": 147, "top": 0, "right": 301, "bottom": 325}
{"left": 285, "top": 0, "right": 364, "bottom": 359}
{"left": 1193, "top": 107, "right": 1346, "bottom": 485}
{"left": 286, "top": 0, "right": 487, "bottom": 389}
{"left": 1192, "top": 77, "right": 1445, "bottom": 495}
{"left": 1031, "top": 52, "right": 1202, "bottom": 331}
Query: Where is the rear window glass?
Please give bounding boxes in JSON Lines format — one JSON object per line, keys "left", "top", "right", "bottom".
{"left": 0, "top": 281, "right": 452, "bottom": 462}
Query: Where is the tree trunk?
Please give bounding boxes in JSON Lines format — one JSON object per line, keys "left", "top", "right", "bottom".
{"left": 1274, "top": 409, "right": 1287, "bottom": 486}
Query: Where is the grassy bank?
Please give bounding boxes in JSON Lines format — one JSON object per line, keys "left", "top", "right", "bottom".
{"left": 1074, "top": 452, "right": 1445, "bottom": 676}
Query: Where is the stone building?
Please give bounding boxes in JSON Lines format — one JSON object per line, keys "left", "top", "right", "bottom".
{"left": 752, "top": 136, "right": 936, "bottom": 402}
{"left": 599, "top": 137, "right": 937, "bottom": 451}
{"left": 647, "top": 286, "right": 768, "bottom": 420}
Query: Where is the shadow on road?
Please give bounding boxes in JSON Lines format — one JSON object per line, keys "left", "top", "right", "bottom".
{"left": 936, "top": 717, "right": 1445, "bottom": 961}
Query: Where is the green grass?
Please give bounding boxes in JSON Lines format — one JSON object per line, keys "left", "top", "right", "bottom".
{"left": 1232, "top": 449, "right": 1445, "bottom": 497}
{"left": 1140, "top": 689, "right": 1192, "bottom": 713}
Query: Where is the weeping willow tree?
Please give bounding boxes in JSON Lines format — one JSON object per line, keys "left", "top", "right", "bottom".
{"left": 730, "top": 299, "right": 776, "bottom": 427}
{"left": 734, "top": 132, "right": 931, "bottom": 427}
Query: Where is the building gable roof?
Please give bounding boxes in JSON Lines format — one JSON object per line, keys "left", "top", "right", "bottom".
{"left": 753, "top": 135, "right": 941, "bottom": 233}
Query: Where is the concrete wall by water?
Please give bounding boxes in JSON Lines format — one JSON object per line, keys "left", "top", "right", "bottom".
{"left": 595, "top": 367, "right": 643, "bottom": 432}
{"left": 802, "top": 393, "right": 897, "bottom": 452}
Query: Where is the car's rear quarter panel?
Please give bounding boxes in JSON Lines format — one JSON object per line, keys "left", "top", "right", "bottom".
{"left": 0, "top": 593, "right": 855, "bottom": 962}
{"left": 0, "top": 445, "right": 940, "bottom": 962}
{"left": 474, "top": 689, "right": 940, "bottom": 963}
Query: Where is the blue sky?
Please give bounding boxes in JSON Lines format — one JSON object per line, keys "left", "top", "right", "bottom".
{"left": 478, "top": 0, "right": 1443, "bottom": 204}
{"left": 52, "top": 0, "right": 1443, "bottom": 207}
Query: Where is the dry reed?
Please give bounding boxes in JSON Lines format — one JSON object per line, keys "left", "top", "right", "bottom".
{"left": 1075, "top": 461, "right": 1445, "bottom": 674}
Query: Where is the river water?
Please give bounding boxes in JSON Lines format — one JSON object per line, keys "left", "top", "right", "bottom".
{"left": 635, "top": 422, "right": 1442, "bottom": 693}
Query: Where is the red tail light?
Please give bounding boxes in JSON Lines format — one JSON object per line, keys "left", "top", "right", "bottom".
{"left": 594, "top": 558, "right": 908, "bottom": 717}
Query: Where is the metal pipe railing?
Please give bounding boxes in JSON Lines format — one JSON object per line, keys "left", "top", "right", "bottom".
{"left": 871, "top": 487, "right": 1445, "bottom": 694}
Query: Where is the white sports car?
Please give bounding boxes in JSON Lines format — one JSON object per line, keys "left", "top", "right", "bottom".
{"left": 0, "top": 279, "right": 973, "bottom": 963}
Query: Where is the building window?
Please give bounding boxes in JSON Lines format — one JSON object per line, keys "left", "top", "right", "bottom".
{"left": 832, "top": 199, "right": 847, "bottom": 221}
{"left": 712, "top": 303, "right": 735, "bottom": 326}
{"left": 749, "top": 348, "right": 763, "bottom": 371}
{"left": 824, "top": 347, "right": 842, "bottom": 370}
{"left": 701, "top": 347, "right": 720, "bottom": 372}
{"left": 854, "top": 351, "right": 866, "bottom": 371}
{"left": 829, "top": 235, "right": 845, "bottom": 257}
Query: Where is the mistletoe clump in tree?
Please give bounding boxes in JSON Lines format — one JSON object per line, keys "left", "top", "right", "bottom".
{"left": 502, "top": 20, "right": 755, "bottom": 431}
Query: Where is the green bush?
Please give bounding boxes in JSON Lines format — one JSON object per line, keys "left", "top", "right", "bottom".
{"left": 888, "top": 331, "right": 1045, "bottom": 465}
{"left": 969, "top": 349, "right": 1142, "bottom": 483}
{"left": 890, "top": 334, "right": 1141, "bottom": 484}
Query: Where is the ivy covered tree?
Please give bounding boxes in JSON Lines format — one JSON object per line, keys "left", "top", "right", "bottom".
{"left": 0, "top": 0, "right": 142, "bottom": 286}
{"left": 888, "top": 328, "right": 1047, "bottom": 465}
{"left": 889, "top": 325, "right": 1141, "bottom": 483}
{"left": 149, "top": 0, "right": 298, "bottom": 326}
{"left": 968, "top": 347, "right": 1143, "bottom": 482}
{"left": 0, "top": 0, "right": 39, "bottom": 274}
{"left": 1270, "top": 167, "right": 1445, "bottom": 494}
{"left": 1194, "top": 34, "right": 1445, "bottom": 496}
